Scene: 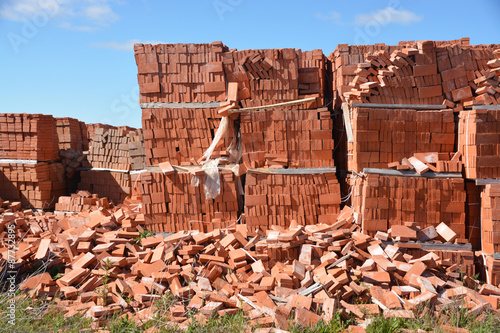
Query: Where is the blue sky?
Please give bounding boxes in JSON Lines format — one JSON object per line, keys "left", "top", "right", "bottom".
{"left": 1, "top": 0, "right": 499, "bottom": 128}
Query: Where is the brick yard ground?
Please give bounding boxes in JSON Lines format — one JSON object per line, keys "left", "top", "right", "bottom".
{"left": 1, "top": 38, "right": 500, "bottom": 332}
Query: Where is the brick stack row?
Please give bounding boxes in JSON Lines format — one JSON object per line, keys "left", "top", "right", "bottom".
{"left": 244, "top": 171, "right": 341, "bottom": 232}
{"left": 0, "top": 162, "right": 65, "bottom": 209}
{"left": 141, "top": 108, "right": 229, "bottom": 166}
{"left": 240, "top": 108, "right": 335, "bottom": 169}
{"left": 481, "top": 184, "right": 500, "bottom": 254}
{"left": 349, "top": 107, "right": 455, "bottom": 172}
{"left": 56, "top": 117, "right": 84, "bottom": 151}
{"left": 458, "top": 109, "right": 500, "bottom": 179}
{"left": 128, "top": 129, "right": 147, "bottom": 171}
{"left": 134, "top": 42, "right": 228, "bottom": 104}
{"left": 82, "top": 127, "right": 135, "bottom": 170}
{"left": 139, "top": 169, "right": 239, "bottom": 233}
{"left": 352, "top": 174, "right": 466, "bottom": 238}
{"left": 0, "top": 113, "right": 59, "bottom": 161}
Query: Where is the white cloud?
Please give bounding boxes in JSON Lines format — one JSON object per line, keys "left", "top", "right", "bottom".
{"left": 315, "top": 11, "right": 343, "bottom": 25}
{"left": 83, "top": 3, "right": 118, "bottom": 26}
{"left": 90, "top": 39, "right": 164, "bottom": 51}
{"left": 354, "top": 7, "right": 422, "bottom": 26}
{"left": 0, "top": 0, "right": 120, "bottom": 31}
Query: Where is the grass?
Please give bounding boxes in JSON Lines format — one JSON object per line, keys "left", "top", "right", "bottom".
{"left": 1, "top": 290, "right": 500, "bottom": 333}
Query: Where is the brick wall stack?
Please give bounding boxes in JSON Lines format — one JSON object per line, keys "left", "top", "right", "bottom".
{"left": 56, "top": 117, "right": 83, "bottom": 151}
{"left": 244, "top": 171, "right": 341, "bottom": 233}
{"left": 349, "top": 107, "right": 455, "bottom": 172}
{"left": 127, "top": 129, "right": 147, "bottom": 171}
{"left": 0, "top": 162, "right": 65, "bottom": 209}
{"left": 142, "top": 108, "right": 229, "bottom": 166}
{"left": 240, "top": 108, "right": 335, "bottom": 168}
{"left": 139, "top": 169, "right": 240, "bottom": 233}
{"left": 83, "top": 127, "right": 134, "bottom": 170}
{"left": 352, "top": 174, "right": 466, "bottom": 238}
{"left": 78, "top": 126, "right": 137, "bottom": 204}
{"left": 481, "top": 184, "right": 500, "bottom": 254}
{"left": 298, "top": 50, "right": 327, "bottom": 105}
{"left": 134, "top": 42, "right": 228, "bottom": 104}
{"left": 458, "top": 109, "right": 500, "bottom": 179}
{"left": 0, "top": 113, "right": 59, "bottom": 161}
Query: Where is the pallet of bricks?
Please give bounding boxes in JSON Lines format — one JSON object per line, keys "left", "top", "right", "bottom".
{"left": 78, "top": 126, "right": 139, "bottom": 205}
{"left": 134, "top": 42, "right": 333, "bottom": 232}
{"left": 0, "top": 113, "right": 65, "bottom": 209}
{"left": 138, "top": 165, "right": 240, "bottom": 233}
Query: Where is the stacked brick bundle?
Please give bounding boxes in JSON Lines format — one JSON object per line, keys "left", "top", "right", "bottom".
{"left": 139, "top": 169, "right": 239, "bottom": 233}
{"left": 481, "top": 184, "right": 500, "bottom": 254}
{"left": 83, "top": 127, "right": 134, "bottom": 170}
{"left": 56, "top": 117, "right": 84, "bottom": 151}
{"left": 240, "top": 108, "right": 334, "bottom": 168}
{"left": 0, "top": 113, "right": 59, "bottom": 160}
{"left": 244, "top": 171, "right": 341, "bottom": 232}
{"left": 223, "top": 48, "right": 299, "bottom": 107}
{"left": 298, "top": 50, "right": 327, "bottom": 105}
{"left": 127, "top": 129, "right": 146, "bottom": 171}
{"left": 330, "top": 38, "right": 500, "bottom": 109}
{"left": 135, "top": 42, "right": 228, "bottom": 104}
{"left": 142, "top": 108, "right": 230, "bottom": 166}
{"left": 54, "top": 190, "right": 110, "bottom": 212}
{"left": 0, "top": 162, "right": 65, "bottom": 209}
{"left": 78, "top": 170, "right": 130, "bottom": 205}
{"left": 349, "top": 107, "right": 455, "bottom": 172}
{"left": 458, "top": 109, "right": 500, "bottom": 179}
{"left": 352, "top": 174, "right": 466, "bottom": 238}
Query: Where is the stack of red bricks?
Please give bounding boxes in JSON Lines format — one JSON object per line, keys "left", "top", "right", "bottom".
{"left": 298, "top": 50, "right": 327, "bottom": 106}
{"left": 78, "top": 170, "right": 130, "bottom": 205}
{"left": 83, "top": 127, "right": 134, "bottom": 170}
{"left": 56, "top": 117, "right": 84, "bottom": 151}
{"left": 54, "top": 190, "right": 110, "bottom": 212}
{"left": 244, "top": 171, "right": 341, "bottom": 233}
{"left": 481, "top": 184, "right": 500, "bottom": 254}
{"left": 458, "top": 109, "right": 500, "bottom": 179}
{"left": 142, "top": 108, "right": 230, "bottom": 166}
{"left": 352, "top": 174, "right": 466, "bottom": 239}
{"left": 127, "top": 129, "right": 147, "bottom": 171}
{"left": 135, "top": 42, "right": 228, "bottom": 103}
{"left": 138, "top": 168, "right": 239, "bottom": 233}
{"left": 0, "top": 162, "right": 65, "bottom": 209}
{"left": 240, "top": 108, "right": 335, "bottom": 168}
{"left": 0, "top": 113, "right": 59, "bottom": 160}
{"left": 330, "top": 38, "right": 500, "bottom": 109}
{"left": 349, "top": 107, "right": 455, "bottom": 172}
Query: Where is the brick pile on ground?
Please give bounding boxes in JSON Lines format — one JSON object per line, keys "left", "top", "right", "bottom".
{"left": 458, "top": 109, "right": 500, "bottom": 179}
{"left": 240, "top": 108, "right": 335, "bottom": 169}
{"left": 1, "top": 205, "right": 499, "bottom": 331}
{"left": 348, "top": 107, "right": 455, "bottom": 172}
{"left": 55, "top": 190, "right": 111, "bottom": 212}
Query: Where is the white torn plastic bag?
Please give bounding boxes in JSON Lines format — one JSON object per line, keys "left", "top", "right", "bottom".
{"left": 201, "top": 116, "right": 229, "bottom": 162}
{"left": 202, "top": 158, "right": 221, "bottom": 200}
